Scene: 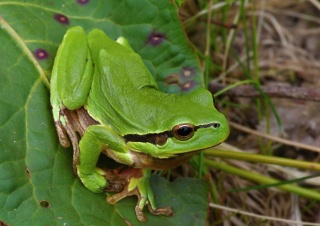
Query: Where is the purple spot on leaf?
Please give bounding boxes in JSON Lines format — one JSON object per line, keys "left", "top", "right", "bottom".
{"left": 147, "top": 32, "right": 166, "bottom": 46}
{"left": 181, "top": 81, "right": 197, "bottom": 91}
{"left": 54, "top": 13, "right": 69, "bottom": 25}
{"left": 180, "top": 67, "right": 196, "bottom": 79}
{"left": 77, "top": 0, "right": 90, "bottom": 5}
{"left": 34, "top": 48, "right": 49, "bottom": 60}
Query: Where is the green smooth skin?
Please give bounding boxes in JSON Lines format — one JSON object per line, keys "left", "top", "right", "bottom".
{"left": 50, "top": 26, "right": 229, "bottom": 217}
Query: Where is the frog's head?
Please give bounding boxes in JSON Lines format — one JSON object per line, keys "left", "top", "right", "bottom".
{"left": 126, "top": 88, "right": 229, "bottom": 163}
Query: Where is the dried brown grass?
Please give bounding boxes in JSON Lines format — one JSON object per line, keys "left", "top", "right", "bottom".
{"left": 180, "top": 0, "right": 320, "bottom": 225}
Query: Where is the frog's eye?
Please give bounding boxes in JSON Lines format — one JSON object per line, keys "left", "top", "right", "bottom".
{"left": 172, "top": 124, "right": 195, "bottom": 141}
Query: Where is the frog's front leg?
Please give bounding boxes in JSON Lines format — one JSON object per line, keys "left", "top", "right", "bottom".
{"left": 107, "top": 168, "right": 174, "bottom": 222}
{"left": 77, "top": 124, "right": 133, "bottom": 193}
{"left": 78, "top": 125, "right": 173, "bottom": 222}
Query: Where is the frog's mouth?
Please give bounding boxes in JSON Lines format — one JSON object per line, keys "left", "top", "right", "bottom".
{"left": 127, "top": 140, "right": 224, "bottom": 170}
{"left": 128, "top": 149, "right": 200, "bottom": 170}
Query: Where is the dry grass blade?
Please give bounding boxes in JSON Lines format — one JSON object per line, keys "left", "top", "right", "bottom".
{"left": 180, "top": 0, "right": 320, "bottom": 225}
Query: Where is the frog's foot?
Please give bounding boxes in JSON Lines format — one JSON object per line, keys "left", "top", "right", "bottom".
{"left": 106, "top": 168, "right": 173, "bottom": 222}
{"left": 77, "top": 167, "right": 108, "bottom": 193}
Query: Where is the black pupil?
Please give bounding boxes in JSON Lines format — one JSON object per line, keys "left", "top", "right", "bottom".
{"left": 178, "top": 126, "right": 193, "bottom": 137}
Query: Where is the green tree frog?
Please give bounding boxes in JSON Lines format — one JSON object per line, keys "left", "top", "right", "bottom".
{"left": 50, "top": 26, "right": 229, "bottom": 222}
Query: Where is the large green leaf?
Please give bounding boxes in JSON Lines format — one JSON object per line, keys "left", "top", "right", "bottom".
{"left": 0, "top": 0, "right": 209, "bottom": 225}
{"left": 0, "top": 0, "right": 204, "bottom": 93}
{"left": 115, "top": 176, "right": 209, "bottom": 226}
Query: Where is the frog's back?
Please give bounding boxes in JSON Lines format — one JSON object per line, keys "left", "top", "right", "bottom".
{"left": 87, "top": 29, "right": 157, "bottom": 90}
{"left": 86, "top": 29, "right": 161, "bottom": 134}
{"left": 86, "top": 29, "right": 217, "bottom": 136}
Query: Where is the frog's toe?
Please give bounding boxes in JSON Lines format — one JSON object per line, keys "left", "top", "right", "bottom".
{"left": 147, "top": 205, "right": 174, "bottom": 217}
{"left": 78, "top": 169, "right": 108, "bottom": 193}
{"left": 135, "top": 205, "right": 147, "bottom": 222}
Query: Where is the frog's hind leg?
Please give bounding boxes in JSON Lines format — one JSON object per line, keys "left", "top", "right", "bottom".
{"left": 52, "top": 26, "right": 94, "bottom": 111}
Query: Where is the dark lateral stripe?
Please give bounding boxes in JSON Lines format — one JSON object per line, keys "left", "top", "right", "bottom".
{"left": 123, "top": 122, "right": 219, "bottom": 144}
{"left": 124, "top": 131, "right": 172, "bottom": 145}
